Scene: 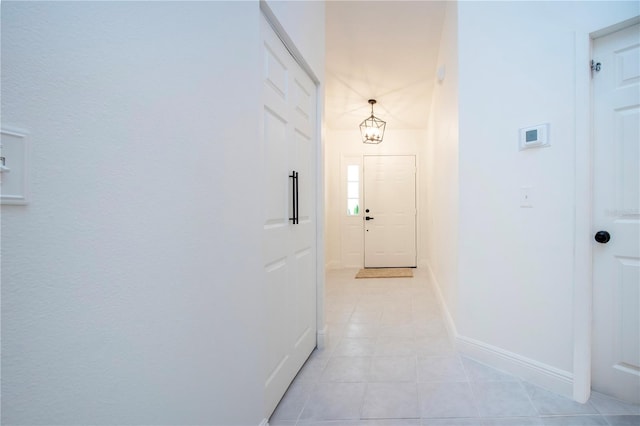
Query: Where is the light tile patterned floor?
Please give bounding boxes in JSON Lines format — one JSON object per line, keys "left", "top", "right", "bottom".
{"left": 269, "top": 268, "right": 640, "bottom": 426}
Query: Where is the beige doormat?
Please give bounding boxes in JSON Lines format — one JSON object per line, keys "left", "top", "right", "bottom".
{"left": 355, "top": 268, "right": 414, "bottom": 279}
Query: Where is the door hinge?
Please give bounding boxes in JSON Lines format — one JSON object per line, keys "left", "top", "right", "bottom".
{"left": 591, "top": 60, "right": 602, "bottom": 72}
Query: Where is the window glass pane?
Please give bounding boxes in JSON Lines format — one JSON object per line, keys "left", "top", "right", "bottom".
{"left": 346, "top": 164, "right": 360, "bottom": 216}
{"left": 347, "top": 199, "right": 360, "bottom": 216}
{"left": 347, "top": 182, "right": 359, "bottom": 199}
{"left": 347, "top": 165, "right": 359, "bottom": 182}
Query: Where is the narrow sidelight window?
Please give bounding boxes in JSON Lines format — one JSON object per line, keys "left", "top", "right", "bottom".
{"left": 347, "top": 164, "right": 360, "bottom": 216}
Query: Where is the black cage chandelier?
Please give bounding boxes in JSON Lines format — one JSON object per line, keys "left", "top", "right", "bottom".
{"left": 359, "top": 99, "right": 386, "bottom": 144}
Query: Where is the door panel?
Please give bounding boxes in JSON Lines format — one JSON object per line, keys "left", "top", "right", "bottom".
{"left": 592, "top": 23, "right": 640, "bottom": 404}
{"left": 263, "top": 110, "right": 288, "bottom": 226}
{"left": 262, "top": 15, "right": 317, "bottom": 418}
{"left": 363, "top": 155, "right": 416, "bottom": 267}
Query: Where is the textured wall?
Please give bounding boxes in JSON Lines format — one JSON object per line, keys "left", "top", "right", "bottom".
{"left": 423, "top": 0, "right": 459, "bottom": 326}
{"left": 1, "top": 2, "right": 265, "bottom": 424}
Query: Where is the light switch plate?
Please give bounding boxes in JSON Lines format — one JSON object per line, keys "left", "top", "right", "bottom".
{"left": 520, "top": 186, "right": 533, "bottom": 208}
{"left": 1, "top": 128, "right": 29, "bottom": 205}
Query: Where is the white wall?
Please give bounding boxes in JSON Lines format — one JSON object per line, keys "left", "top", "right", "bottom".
{"left": 325, "top": 127, "right": 426, "bottom": 269}
{"left": 0, "top": 1, "right": 324, "bottom": 424}
{"left": 455, "top": 0, "right": 639, "bottom": 397}
{"left": 424, "top": 0, "right": 459, "bottom": 328}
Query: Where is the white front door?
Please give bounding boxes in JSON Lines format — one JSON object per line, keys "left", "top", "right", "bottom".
{"left": 592, "top": 23, "right": 640, "bottom": 404}
{"left": 363, "top": 155, "right": 416, "bottom": 268}
{"left": 261, "top": 15, "right": 317, "bottom": 418}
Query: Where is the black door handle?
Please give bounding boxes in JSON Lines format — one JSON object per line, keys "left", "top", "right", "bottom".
{"left": 594, "top": 230, "right": 610, "bottom": 244}
{"left": 365, "top": 216, "right": 374, "bottom": 221}
{"left": 289, "top": 171, "right": 298, "bottom": 224}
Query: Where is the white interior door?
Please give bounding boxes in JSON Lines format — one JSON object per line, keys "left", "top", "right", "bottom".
{"left": 592, "top": 23, "right": 640, "bottom": 404}
{"left": 261, "top": 15, "right": 317, "bottom": 418}
{"left": 363, "top": 155, "right": 416, "bottom": 268}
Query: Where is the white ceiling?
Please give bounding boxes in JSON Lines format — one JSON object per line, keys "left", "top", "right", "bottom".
{"left": 325, "top": 0, "right": 446, "bottom": 130}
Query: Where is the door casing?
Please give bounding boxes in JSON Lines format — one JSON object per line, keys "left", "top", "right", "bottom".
{"left": 572, "top": 15, "right": 640, "bottom": 403}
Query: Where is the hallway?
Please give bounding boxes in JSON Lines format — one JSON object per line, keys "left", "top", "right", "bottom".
{"left": 269, "top": 268, "right": 640, "bottom": 426}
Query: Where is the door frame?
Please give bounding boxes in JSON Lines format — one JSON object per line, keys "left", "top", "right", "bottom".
{"left": 573, "top": 15, "right": 640, "bottom": 403}
{"left": 259, "top": 0, "right": 327, "bottom": 358}
{"left": 338, "top": 151, "right": 422, "bottom": 269}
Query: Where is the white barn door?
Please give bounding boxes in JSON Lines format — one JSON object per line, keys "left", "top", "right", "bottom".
{"left": 592, "top": 23, "right": 640, "bottom": 404}
{"left": 261, "top": 15, "right": 318, "bottom": 418}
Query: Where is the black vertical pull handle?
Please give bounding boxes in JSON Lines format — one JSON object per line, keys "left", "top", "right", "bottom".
{"left": 295, "top": 171, "right": 299, "bottom": 224}
{"left": 289, "top": 171, "right": 298, "bottom": 224}
{"left": 289, "top": 171, "right": 295, "bottom": 224}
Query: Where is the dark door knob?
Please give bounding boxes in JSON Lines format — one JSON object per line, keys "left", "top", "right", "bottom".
{"left": 365, "top": 216, "right": 374, "bottom": 221}
{"left": 365, "top": 209, "right": 370, "bottom": 213}
{"left": 594, "top": 231, "right": 610, "bottom": 244}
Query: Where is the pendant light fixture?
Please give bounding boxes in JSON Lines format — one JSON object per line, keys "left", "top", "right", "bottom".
{"left": 359, "top": 99, "right": 386, "bottom": 144}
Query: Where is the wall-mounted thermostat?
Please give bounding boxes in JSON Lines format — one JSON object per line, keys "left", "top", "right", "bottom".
{"left": 519, "top": 123, "right": 549, "bottom": 150}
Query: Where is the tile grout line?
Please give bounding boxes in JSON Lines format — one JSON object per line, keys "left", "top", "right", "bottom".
{"left": 519, "top": 377, "right": 544, "bottom": 422}
{"left": 459, "top": 350, "right": 483, "bottom": 423}
{"left": 317, "top": 270, "right": 640, "bottom": 425}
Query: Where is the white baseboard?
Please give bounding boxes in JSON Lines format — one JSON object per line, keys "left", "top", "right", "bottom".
{"left": 424, "top": 262, "right": 574, "bottom": 400}
{"left": 325, "top": 260, "right": 341, "bottom": 270}
{"left": 259, "top": 419, "right": 269, "bottom": 426}
{"left": 317, "top": 324, "right": 328, "bottom": 350}
{"left": 425, "top": 262, "right": 458, "bottom": 339}
{"left": 456, "top": 335, "right": 574, "bottom": 399}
